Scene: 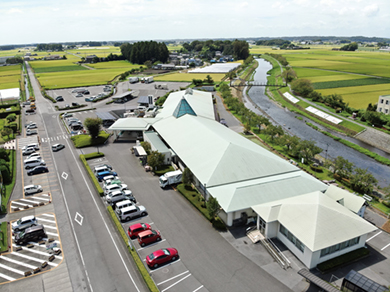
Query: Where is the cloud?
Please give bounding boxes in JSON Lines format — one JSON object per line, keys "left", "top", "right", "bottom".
{"left": 6, "top": 8, "right": 23, "bottom": 14}
{"left": 363, "top": 4, "right": 379, "bottom": 17}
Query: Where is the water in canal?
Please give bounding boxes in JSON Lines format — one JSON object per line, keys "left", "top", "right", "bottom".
{"left": 244, "top": 58, "right": 390, "bottom": 187}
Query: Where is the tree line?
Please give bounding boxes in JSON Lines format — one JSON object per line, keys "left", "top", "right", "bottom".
{"left": 256, "top": 39, "right": 291, "bottom": 46}
{"left": 120, "top": 41, "right": 169, "bottom": 65}
{"left": 35, "top": 43, "right": 63, "bottom": 51}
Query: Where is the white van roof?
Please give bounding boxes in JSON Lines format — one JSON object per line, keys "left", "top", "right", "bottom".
{"left": 115, "top": 200, "right": 132, "bottom": 207}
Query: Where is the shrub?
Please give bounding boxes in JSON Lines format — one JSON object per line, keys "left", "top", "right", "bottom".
{"left": 84, "top": 152, "right": 105, "bottom": 160}
{"left": 0, "top": 165, "right": 11, "bottom": 184}
{"left": 212, "top": 217, "right": 227, "bottom": 231}
{"left": 79, "top": 154, "right": 104, "bottom": 196}
{"left": 71, "top": 131, "right": 110, "bottom": 148}
{"left": 317, "top": 247, "right": 369, "bottom": 272}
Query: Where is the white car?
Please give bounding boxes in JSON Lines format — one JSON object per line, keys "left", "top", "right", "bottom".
{"left": 26, "top": 123, "right": 37, "bottom": 129}
{"left": 22, "top": 147, "right": 36, "bottom": 156}
{"left": 12, "top": 215, "right": 38, "bottom": 232}
{"left": 104, "top": 184, "right": 128, "bottom": 195}
{"left": 22, "top": 143, "right": 39, "bottom": 151}
{"left": 26, "top": 129, "right": 38, "bottom": 136}
{"left": 52, "top": 143, "right": 65, "bottom": 152}
{"left": 24, "top": 184, "right": 43, "bottom": 195}
{"left": 26, "top": 153, "right": 40, "bottom": 160}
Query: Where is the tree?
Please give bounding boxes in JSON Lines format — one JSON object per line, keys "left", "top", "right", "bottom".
{"left": 232, "top": 40, "right": 249, "bottom": 60}
{"left": 206, "top": 196, "right": 219, "bottom": 220}
{"left": 362, "top": 111, "right": 384, "bottom": 127}
{"left": 192, "top": 79, "right": 203, "bottom": 86}
{"left": 350, "top": 168, "right": 377, "bottom": 194}
{"left": 0, "top": 148, "right": 9, "bottom": 162}
{"left": 189, "top": 62, "right": 196, "bottom": 68}
{"left": 265, "top": 124, "right": 284, "bottom": 141}
{"left": 291, "top": 79, "right": 314, "bottom": 97}
{"left": 340, "top": 42, "right": 358, "bottom": 51}
{"left": 147, "top": 151, "right": 165, "bottom": 170}
{"left": 84, "top": 118, "right": 102, "bottom": 138}
{"left": 1, "top": 128, "right": 12, "bottom": 139}
{"left": 140, "top": 141, "right": 151, "bottom": 155}
{"left": 244, "top": 122, "right": 251, "bottom": 134}
{"left": 299, "top": 140, "right": 322, "bottom": 165}
{"left": 333, "top": 156, "right": 354, "bottom": 179}
{"left": 6, "top": 113, "right": 16, "bottom": 122}
{"left": 144, "top": 60, "right": 152, "bottom": 68}
{"left": 282, "top": 68, "right": 297, "bottom": 84}
{"left": 204, "top": 75, "right": 214, "bottom": 84}
{"left": 182, "top": 168, "right": 193, "bottom": 187}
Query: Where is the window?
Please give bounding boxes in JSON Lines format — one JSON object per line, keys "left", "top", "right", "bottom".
{"left": 386, "top": 109, "right": 389, "bottom": 114}
{"left": 320, "top": 237, "right": 360, "bottom": 257}
{"left": 279, "top": 224, "right": 305, "bottom": 252}
{"left": 386, "top": 100, "right": 389, "bottom": 105}
{"left": 380, "top": 99, "right": 384, "bottom": 103}
{"left": 379, "top": 108, "right": 382, "bottom": 112}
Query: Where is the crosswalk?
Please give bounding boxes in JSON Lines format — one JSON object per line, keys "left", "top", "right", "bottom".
{"left": 0, "top": 213, "right": 62, "bottom": 284}
{"left": 41, "top": 135, "right": 70, "bottom": 143}
{"left": 10, "top": 194, "right": 51, "bottom": 213}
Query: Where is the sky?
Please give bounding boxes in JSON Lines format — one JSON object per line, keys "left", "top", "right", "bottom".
{"left": 1, "top": 0, "right": 389, "bottom": 45}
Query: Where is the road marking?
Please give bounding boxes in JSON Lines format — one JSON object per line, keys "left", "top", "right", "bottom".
{"left": 19, "top": 198, "right": 40, "bottom": 204}
{"left": 41, "top": 224, "right": 57, "bottom": 230}
{"left": 161, "top": 273, "right": 192, "bottom": 292}
{"left": 149, "top": 259, "right": 181, "bottom": 273}
{"left": 75, "top": 212, "right": 83, "bottom": 226}
{"left": 157, "top": 270, "right": 189, "bottom": 285}
{"left": 42, "top": 213, "right": 55, "bottom": 217}
{"left": 1, "top": 255, "right": 38, "bottom": 269}
{"left": 137, "top": 239, "right": 166, "bottom": 251}
{"left": 11, "top": 201, "right": 33, "bottom": 207}
{"left": 33, "top": 196, "right": 50, "bottom": 201}
{"left": 37, "top": 217, "right": 56, "bottom": 223}
{"left": 62, "top": 172, "right": 68, "bottom": 180}
{"left": 366, "top": 231, "right": 382, "bottom": 242}
{"left": 11, "top": 252, "right": 58, "bottom": 267}
{"left": 0, "top": 263, "right": 25, "bottom": 275}
{"left": 0, "top": 273, "right": 16, "bottom": 281}
{"left": 46, "top": 231, "right": 59, "bottom": 236}
{"left": 381, "top": 243, "right": 390, "bottom": 251}
{"left": 193, "top": 286, "right": 204, "bottom": 292}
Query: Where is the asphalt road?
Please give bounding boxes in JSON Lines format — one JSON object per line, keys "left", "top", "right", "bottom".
{"left": 1, "top": 62, "right": 149, "bottom": 292}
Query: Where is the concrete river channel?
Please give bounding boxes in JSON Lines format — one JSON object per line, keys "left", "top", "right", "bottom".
{"left": 244, "top": 58, "right": 390, "bottom": 188}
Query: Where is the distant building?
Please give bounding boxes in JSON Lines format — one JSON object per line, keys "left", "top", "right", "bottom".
{"left": 85, "top": 55, "right": 98, "bottom": 63}
{"left": 377, "top": 95, "right": 390, "bottom": 115}
{"left": 43, "top": 55, "right": 61, "bottom": 60}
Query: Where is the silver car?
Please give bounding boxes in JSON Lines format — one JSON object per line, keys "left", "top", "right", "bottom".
{"left": 12, "top": 215, "right": 38, "bottom": 232}
{"left": 24, "top": 184, "right": 43, "bottom": 195}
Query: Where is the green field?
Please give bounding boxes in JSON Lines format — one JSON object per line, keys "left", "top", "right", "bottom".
{"left": 87, "top": 60, "right": 140, "bottom": 70}
{"left": 29, "top": 59, "right": 88, "bottom": 73}
{"left": 154, "top": 73, "right": 226, "bottom": 82}
{"left": 0, "top": 64, "right": 21, "bottom": 89}
{"left": 312, "top": 78, "right": 390, "bottom": 90}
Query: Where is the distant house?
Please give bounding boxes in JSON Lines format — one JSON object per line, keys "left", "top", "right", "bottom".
{"left": 85, "top": 55, "right": 98, "bottom": 63}
{"left": 377, "top": 95, "right": 390, "bottom": 115}
{"left": 43, "top": 55, "right": 61, "bottom": 60}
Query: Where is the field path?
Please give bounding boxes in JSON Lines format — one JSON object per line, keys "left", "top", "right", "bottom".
{"left": 80, "top": 64, "right": 95, "bottom": 70}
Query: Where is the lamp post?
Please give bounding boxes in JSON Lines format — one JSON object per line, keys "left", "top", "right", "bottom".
{"left": 325, "top": 143, "right": 329, "bottom": 162}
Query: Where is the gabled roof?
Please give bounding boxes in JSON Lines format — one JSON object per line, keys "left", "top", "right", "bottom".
{"left": 252, "top": 192, "right": 376, "bottom": 251}
{"left": 324, "top": 185, "right": 365, "bottom": 214}
{"left": 108, "top": 117, "right": 157, "bottom": 131}
{"left": 173, "top": 97, "right": 197, "bottom": 118}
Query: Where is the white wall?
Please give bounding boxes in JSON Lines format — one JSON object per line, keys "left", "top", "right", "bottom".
{"left": 265, "top": 221, "right": 278, "bottom": 238}
{"left": 276, "top": 231, "right": 311, "bottom": 268}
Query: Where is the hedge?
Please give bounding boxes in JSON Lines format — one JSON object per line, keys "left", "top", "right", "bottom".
{"left": 107, "top": 206, "right": 159, "bottom": 292}
{"left": 317, "top": 247, "right": 369, "bottom": 273}
{"left": 79, "top": 153, "right": 104, "bottom": 196}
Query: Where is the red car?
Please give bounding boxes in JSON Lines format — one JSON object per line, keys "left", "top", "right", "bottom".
{"left": 138, "top": 230, "right": 161, "bottom": 247}
{"left": 128, "top": 223, "right": 151, "bottom": 239}
{"left": 146, "top": 248, "right": 179, "bottom": 269}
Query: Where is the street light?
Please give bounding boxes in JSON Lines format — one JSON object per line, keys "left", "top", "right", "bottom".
{"left": 325, "top": 143, "right": 330, "bottom": 163}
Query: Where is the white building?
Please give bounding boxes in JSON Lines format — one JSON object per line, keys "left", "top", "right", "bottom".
{"left": 109, "top": 89, "right": 376, "bottom": 269}
{"left": 377, "top": 95, "right": 390, "bottom": 115}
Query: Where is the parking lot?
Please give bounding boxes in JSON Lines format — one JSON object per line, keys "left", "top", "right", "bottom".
{"left": 87, "top": 156, "right": 208, "bottom": 292}
{"left": 0, "top": 213, "right": 62, "bottom": 284}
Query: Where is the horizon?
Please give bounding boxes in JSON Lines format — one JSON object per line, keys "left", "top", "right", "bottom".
{"left": 1, "top": 0, "right": 389, "bottom": 46}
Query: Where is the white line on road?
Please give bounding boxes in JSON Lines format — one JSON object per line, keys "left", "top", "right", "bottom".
{"left": 0, "top": 272, "right": 16, "bottom": 281}
{"left": 161, "top": 273, "right": 192, "bottom": 292}
{"left": 11, "top": 201, "right": 33, "bottom": 207}
{"left": 157, "top": 270, "right": 189, "bottom": 286}
{"left": 193, "top": 286, "right": 204, "bottom": 292}
{"left": 46, "top": 231, "right": 59, "bottom": 236}
{"left": 19, "top": 198, "right": 41, "bottom": 204}
{"left": 11, "top": 252, "right": 58, "bottom": 267}
{"left": 42, "top": 213, "right": 55, "bottom": 217}
{"left": 40, "top": 224, "right": 57, "bottom": 230}
{"left": 32, "top": 196, "right": 50, "bottom": 201}
{"left": 137, "top": 239, "right": 166, "bottom": 251}
{"left": 381, "top": 243, "right": 390, "bottom": 251}
{"left": 0, "top": 263, "right": 25, "bottom": 275}
{"left": 1, "top": 256, "right": 37, "bottom": 269}
{"left": 366, "top": 231, "right": 382, "bottom": 242}
{"left": 12, "top": 244, "right": 63, "bottom": 259}
{"left": 37, "top": 217, "right": 56, "bottom": 223}
{"left": 149, "top": 259, "right": 182, "bottom": 273}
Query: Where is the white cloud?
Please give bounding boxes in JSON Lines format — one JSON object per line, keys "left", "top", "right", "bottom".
{"left": 6, "top": 8, "right": 22, "bottom": 14}
{"left": 363, "top": 4, "right": 379, "bottom": 17}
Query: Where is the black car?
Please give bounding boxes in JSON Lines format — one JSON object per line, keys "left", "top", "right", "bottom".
{"left": 27, "top": 166, "right": 49, "bottom": 176}
{"left": 56, "top": 96, "right": 64, "bottom": 101}
{"left": 83, "top": 90, "right": 90, "bottom": 95}
{"left": 72, "top": 102, "right": 80, "bottom": 107}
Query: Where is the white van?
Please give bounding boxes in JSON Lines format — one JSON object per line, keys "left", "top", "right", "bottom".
{"left": 114, "top": 200, "right": 133, "bottom": 212}
{"left": 24, "top": 158, "right": 45, "bottom": 169}
{"left": 94, "top": 166, "right": 111, "bottom": 175}
{"left": 24, "top": 156, "right": 42, "bottom": 164}
{"left": 22, "top": 143, "right": 39, "bottom": 151}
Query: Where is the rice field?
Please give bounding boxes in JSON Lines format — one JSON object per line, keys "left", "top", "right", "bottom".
{"left": 154, "top": 73, "right": 226, "bottom": 82}
{"left": 87, "top": 60, "right": 140, "bottom": 70}
{"left": 0, "top": 64, "right": 21, "bottom": 89}
{"left": 312, "top": 78, "right": 390, "bottom": 90}
{"left": 29, "top": 59, "right": 88, "bottom": 73}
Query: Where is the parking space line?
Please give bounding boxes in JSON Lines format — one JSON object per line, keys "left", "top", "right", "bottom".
{"left": 11, "top": 244, "right": 63, "bottom": 259}
{"left": 11, "top": 201, "right": 33, "bottom": 207}
{"left": 0, "top": 273, "right": 16, "bottom": 281}
{"left": 381, "top": 243, "right": 390, "bottom": 251}
{"left": 41, "top": 224, "right": 57, "bottom": 230}
{"left": 137, "top": 239, "right": 166, "bottom": 251}
{"left": 11, "top": 253, "right": 58, "bottom": 267}
{"left": 161, "top": 273, "right": 192, "bottom": 292}
{"left": 42, "top": 213, "right": 55, "bottom": 217}
{"left": 19, "top": 199, "right": 40, "bottom": 204}
{"left": 37, "top": 217, "right": 56, "bottom": 223}
{"left": 0, "top": 263, "right": 25, "bottom": 275}
{"left": 149, "top": 259, "right": 182, "bottom": 273}
{"left": 33, "top": 197, "right": 50, "bottom": 201}
{"left": 1, "top": 256, "right": 37, "bottom": 269}
{"left": 157, "top": 270, "right": 189, "bottom": 286}
{"left": 193, "top": 285, "right": 204, "bottom": 292}
{"left": 46, "top": 231, "right": 59, "bottom": 237}
{"left": 367, "top": 231, "right": 382, "bottom": 242}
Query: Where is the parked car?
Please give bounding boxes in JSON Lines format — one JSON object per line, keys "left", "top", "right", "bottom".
{"left": 146, "top": 248, "right": 179, "bottom": 268}
{"left": 56, "top": 96, "right": 64, "bottom": 101}
{"left": 27, "top": 166, "right": 49, "bottom": 176}
{"left": 138, "top": 230, "right": 161, "bottom": 247}
{"left": 85, "top": 96, "right": 96, "bottom": 102}
{"left": 84, "top": 90, "right": 90, "bottom": 95}
{"left": 106, "top": 190, "right": 129, "bottom": 205}
{"left": 22, "top": 143, "right": 39, "bottom": 151}
{"left": 14, "top": 225, "right": 46, "bottom": 245}
{"left": 94, "top": 164, "right": 112, "bottom": 171}
{"left": 118, "top": 205, "right": 147, "bottom": 222}
{"left": 52, "top": 143, "right": 65, "bottom": 152}
{"left": 24, "top": 184, "right": 43, "bottom": 195}
{"left": 12, "top": 215, "right": 38, "bottom": 232}
{"left": 26, "top": 129, "right": 38, "bottom": 136}
{"left": 65, "top": 104, "right": 70, "bottom": 108}
{"left": 26, "top": 123, "right": 37, "bottom": 129}
{"left": 26, "top": 152, "right": 40, "bottom": 160}
{"left": 67, "top": 118, "right": 80, "bottom": 125}
{"left": 220, "top": 118, "right": 228, "bottom": 127}
{"left": 72, "top": 102, "right": 80, "bottom": 107}
{"left": 25, "top": 121, "right": 34, "bottom": 128}
{"left": 114, "top": 200, "right": 134, "bottom": 212}
{"left": 25, "top": 108, "right": 36, "bottom": 114}
{"left": 101, "top": 175, "right": 119, "bottom": 186}
{"left": 24, "top": 158, "right": 45, "bottom": 169}
{"left": 103, "top": 183, "right": 127, "bottom": 194}
{"left": 63, "top": 112, "right": 73, "bottom": 118}
{"left": 97, "top": 170, "right": 118, "bottom": 182}
{"left": 75, "top": 93, "right": 83, "bottom": 97}
{"left": 22, "top": 147, "right": 36, "bottom": 156}
{"left": 128, "top": 223, "right": 151, "bottom": 239}
{"left": 122, "top": 189, "right": 136, "bottom": 203}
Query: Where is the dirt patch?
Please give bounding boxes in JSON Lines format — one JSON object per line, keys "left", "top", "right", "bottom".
{"left": 382, "top": 220, "right": 390, "bottom": 233}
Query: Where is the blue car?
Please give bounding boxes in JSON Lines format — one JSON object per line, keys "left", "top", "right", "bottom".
{"left": 97, "top": 170, "right": 118, "bottom": 182}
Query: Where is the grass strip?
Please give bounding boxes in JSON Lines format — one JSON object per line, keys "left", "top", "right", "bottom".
{"left": 107, "top": 206, "right": 159, "bottom": 292}
{"left": 71, "top": 131, "right": 110, "bottom": 148}
{"left": 79, "top": 153, "right": 104, "bottom": 196}
{"left": 0, "top": 222, "right": 8, "bottom": 252}
{"left": 1, "top": 150, "right": 16, "bottom": 214}
{"left": 317, "top": 247, "right": 369, "bottom": 273}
